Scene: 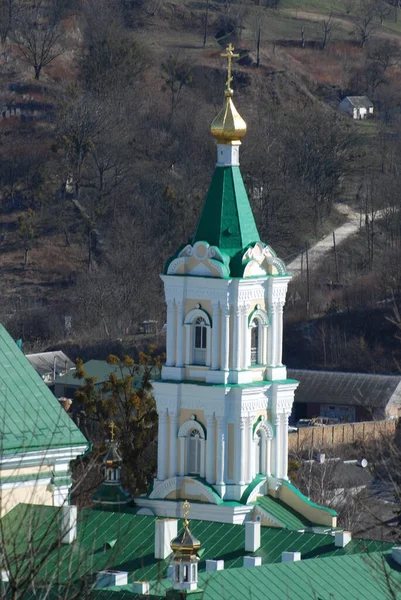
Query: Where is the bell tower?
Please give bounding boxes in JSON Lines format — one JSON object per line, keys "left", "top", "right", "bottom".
{"left": 137, "top": 45, "right": 299, "bottom": 520}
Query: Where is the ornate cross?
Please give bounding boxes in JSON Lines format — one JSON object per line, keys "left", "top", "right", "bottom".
{"left": 109, "top": 421, "right": 116, "bottom": 442}
{"left": 183, "top": 499, "right": 190, "bottom": 525}
{"left": 221, "top": 43, "right": 239, "bottom": 92}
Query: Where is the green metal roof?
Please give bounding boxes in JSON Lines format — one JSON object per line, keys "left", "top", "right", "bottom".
{"left": 193, "top": 166, "right": 260, "bottom": 259}
{"left": 55, "top": 360, "right": 161, "bottom": 388}
{"left": 255, "top": 495, "right": 313, "bottom": 529}
{"left": 161, "top": 165, "right": 262, "bottom": 278}
{"left": 0, "top": 324, "right": 87, "bottom": 454}
{"left": 36, "top": 551, "right": 401, "bottom": 600}
{"left": 93, "top": 483, "right": 131, "bottom": 505}
{"left": 196, "top": 552, "right": 401, "bottom": 600}
{"left": 1, "top": 504, "right": 392, "bottom": 591}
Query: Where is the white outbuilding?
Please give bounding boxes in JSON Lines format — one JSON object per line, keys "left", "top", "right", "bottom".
{"left": 339, "top": 96, "right": 374, "bottom": 120}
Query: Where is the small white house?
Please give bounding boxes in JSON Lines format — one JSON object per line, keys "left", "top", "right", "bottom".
{"left": 339, "top": 96, "right": 374, "bottom": 120}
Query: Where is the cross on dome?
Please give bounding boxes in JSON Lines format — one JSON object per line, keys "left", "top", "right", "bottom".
{"left": 221, "top": 43, "right": 239, "bottom": 95}
{"left": 210, "top": 44, "right": 247, "bottom": 145}
{"left": 109, "top": 421, "right": 116, "bottom": 442}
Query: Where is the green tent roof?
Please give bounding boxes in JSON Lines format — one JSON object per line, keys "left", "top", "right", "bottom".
{"left": 192, "top": 166, "right": 260, "bottom": 262}
{"left": 0, "top": 324, "right": 88, "bottom": 454}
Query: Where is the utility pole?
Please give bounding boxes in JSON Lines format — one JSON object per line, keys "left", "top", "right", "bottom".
{"left": 305, "top": 241, "right": 310, "bottom": 317}
{"left": 203, "top": 0, "right": 210, "bottom": 47}
{"left": 333, "top": 231, "right": 339, "bottom": 283}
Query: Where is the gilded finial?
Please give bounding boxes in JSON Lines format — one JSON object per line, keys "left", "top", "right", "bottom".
{"left": 210, "top": 43, "right": 247, "bottom": 145}
{"left": 109, "top": 421, "right": 116, "bottom": 442}
{"left": 183, "top": 499, "right": 190, "bottom": 527}
{"left": 221, "top": 43, "right": 239, "bottom": 96}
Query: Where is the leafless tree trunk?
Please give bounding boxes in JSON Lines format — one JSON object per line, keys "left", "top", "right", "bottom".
{"left": 321, "top": 11, "right": 334, "bottom": 49}
{"left": 11, "top": 0, "right": 65, "bottom": 80}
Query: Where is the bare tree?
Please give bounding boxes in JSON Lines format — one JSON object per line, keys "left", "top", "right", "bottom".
{"left": 11, "top": 0, "right": 65, "bottom": 80}
{"left": 161, "top": 54, "right": 193, "bottom": 119}
{"left": 0, "top": 0, "right": 13, "bottom": 44}
{"left": 17, "top": 209, "right": 35, "bottom": 268}
{"left": 354, "top": 0, "right": 378, "bottom": 47}
{"left": 368, "top": 39, "right": 401, "bottom": 71}
{"left": 80, "top": 0, "right": 145, "bottom": 95}
{"left": 321, "top": 11, "right": 335, "bottom": 49}
{"left": 374, "top": 0, "right": 393, "bottom": 25}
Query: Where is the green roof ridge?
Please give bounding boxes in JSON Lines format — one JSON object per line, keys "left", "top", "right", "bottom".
{"left": 281, "top": 480, "right": 338, "bottom": 517}
{"left": 240, "top": 474, "right": 266, "bottom": 505}
{"left": 0, "top": 323, "right": 88, "bottom": 454}
{"left": 192, "top": 166, "right": 260, "bottom": 259}
{"left": 255, "top": 494, "right": 313, "bottom": 529}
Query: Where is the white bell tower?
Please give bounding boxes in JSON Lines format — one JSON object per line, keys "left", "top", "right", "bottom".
{"left": 135, "top": 44, "right": 299, "bottom": 522}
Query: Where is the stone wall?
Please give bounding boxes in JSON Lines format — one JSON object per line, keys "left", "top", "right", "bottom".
{"left": 288, "top": 419, "right": 397, "bottom": 453}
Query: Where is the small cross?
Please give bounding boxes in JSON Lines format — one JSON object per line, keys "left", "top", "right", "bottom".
{"left": 109, "top": 421, "right": 116, "bottom": 442}
{"left": 221, "top": 43, "right": 239, "bottom": 93}
{"left": 183, "top": 499, "right": 190, "bottom": 525}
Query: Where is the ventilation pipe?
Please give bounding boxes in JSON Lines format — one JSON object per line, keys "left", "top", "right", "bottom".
{"left": 155, "top": 519, "right": 178, "bottom": 560}
{"left": 243, "top": 556, "right": 262, "bottom": 568}
{"left": 206, "top": 560, "right": 224, "bottom": 571}
{"left": 95, "top": 571, "right": 128, "bottom": 588}
{"left": 132, "top": 581, "right": 150, "bottom": 594}
{"left": 61, "top": 505, "right": 77, "bottom": 545}
{"left": 245, "top": 521, "right": 261, "bottom": 552}
{"left": 281, "top": 552, "right": 301, "bottom": 563}
{"left": 334, "top": 531, "right": 352, "bottom": 548}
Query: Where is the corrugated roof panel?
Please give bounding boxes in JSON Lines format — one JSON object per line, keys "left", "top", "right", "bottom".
{"left": 0, "top": 323, "right": 87, "bottom": 453}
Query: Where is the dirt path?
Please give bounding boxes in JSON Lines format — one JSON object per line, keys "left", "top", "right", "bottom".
{"left": 287, "top": 206, "right": 386, "bottom": 277}
{"left": 286, "top": 215, "right": 360, "bottom": 277}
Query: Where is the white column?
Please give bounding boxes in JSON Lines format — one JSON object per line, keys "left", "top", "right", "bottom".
{"left": 266, "top": 438, "right": 272, "bottom": 476}
{"left": 206, "top": 326, "right": 212, "bottom": 366}
{"left": 216, "top": 417, "right": 225, "bottom": 485}
{"left": 206, "top": 415, "right": 215, "bottom": 484}
{"left": 234, "top": 307, "right": 242, "bottom": 370}
{"left": 236, "top": 417, "right": 245, "bottom": 485}
{"left": 274, "top": 414, "right": 281, "bottom": 479}
{"left": 276, "top": 303, "right": 284, "bottom": 367}
{"left": 281, "top": 413, "right": 289, "bottom": 479}
{"left": 176, "top": 302, "right": 185, "bottom": 367}
{"left": 242, "top": 305, "right": 250, "bottom": 369}
{"left": 262, "top": 326, "right": 268, "bottom": 365}
{"left": 184, "top": 324, "right": 191, "bottom": 364}
{"left": 157, "top": 410, "right": 169, "bottom": 480}
{"left": 179, "top": 437, "right": 185, "bottom": 475}
{"left": 169, "top": 412, "right": 178, "bottom": 477}
{"left": 211, "top": 301, "right": 220, "bottom": 370}
{"left": 247, "top": 416, "right": 254, "bottom": 483}
{"left": 269, "top": 304, "right": 277, "bottom": 367}
{"left": 221, "top": 306, "right": 230, "bottom": 371}
{"left": 166, "top": 300, "right": 176, "bottom": 367}
{"left": 200, "top": 439, "right": 205, "bottom": 478}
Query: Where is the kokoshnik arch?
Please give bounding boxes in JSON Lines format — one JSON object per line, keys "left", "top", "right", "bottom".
{"left": 136, "top": 45, "right": 336, "bottom": 527}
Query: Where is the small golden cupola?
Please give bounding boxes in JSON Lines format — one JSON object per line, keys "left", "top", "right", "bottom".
{"left": 211, "top": 43, "right": 247, "bottom": 145}
{"left": 170, "top": 501, "right": 201, "bottom": 592}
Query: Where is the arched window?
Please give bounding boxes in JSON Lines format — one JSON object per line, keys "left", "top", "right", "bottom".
{"left": 250, "top": 319, "right": 259, "bottom": 365}
{"left": 255, "top": 430, "right": 263, "bottom": 475}
{"left": 253, "top": 420, "right": 273, "bottom": 478}
{"left": 188, "top": 429, "right": 201, "bottom": 474}
{"left": 193, "top": 317, "right": 207, "bottom": 365}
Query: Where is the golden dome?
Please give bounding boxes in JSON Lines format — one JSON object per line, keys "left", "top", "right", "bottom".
{"left": 170, "top": 500, "right": 201, "bottom": 555}
{"left": 170, "top": 523, "right": 201, "bottom": 554}
{"left": 211, "top": 90, "right": 247, "bottom": 145}
{"left": 211, "top": 44, "right": 247, "bottom": 145}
